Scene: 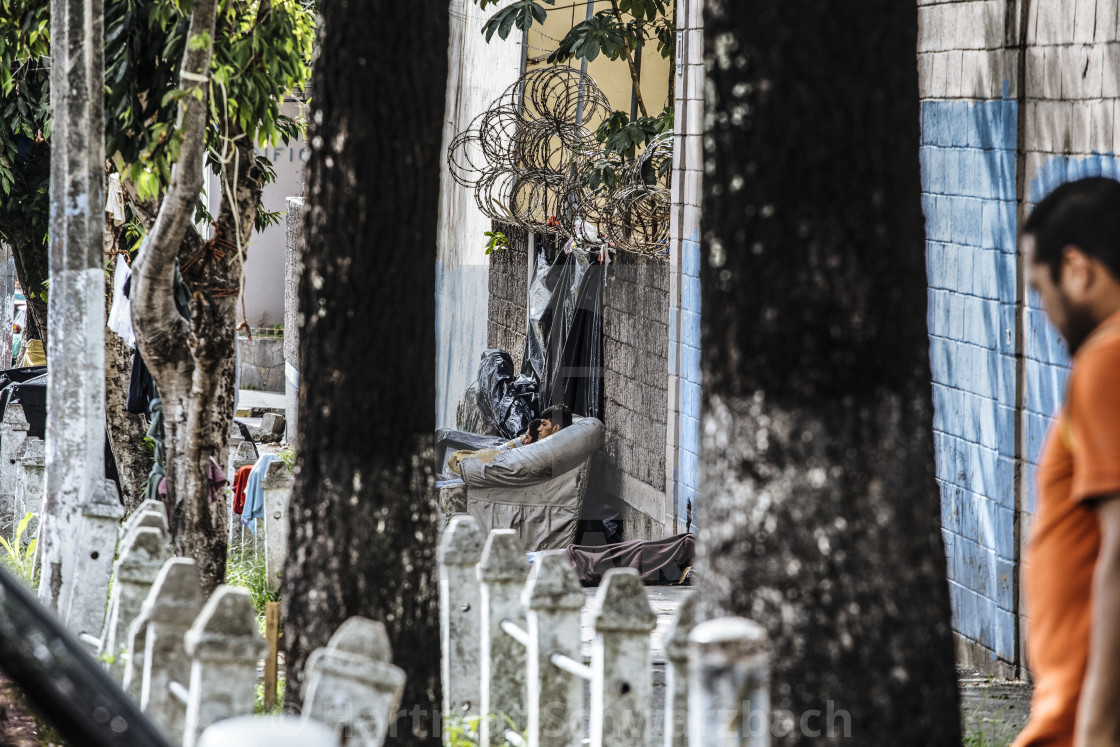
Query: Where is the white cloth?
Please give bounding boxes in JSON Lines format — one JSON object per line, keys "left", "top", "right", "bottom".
{"left": 105, "top": 173, "right": 126, "bottom": 225}
{"left": 106, "top": 254, "right": 134, "bottom": 346}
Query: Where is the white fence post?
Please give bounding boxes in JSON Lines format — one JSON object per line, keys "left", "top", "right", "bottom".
{"left": 0, "top": 403, "right": 29, "bottom": 533}
{"left": 688, "top": 618, "right": 770, "bottom": 747}
{"left": 479, "top": 529, "right": 529, "bottom": 746}
{"left": 65, "top": 478, "right": 126, "bottom": 641}
{"left": 261, "top": 459, "right": 292, "bottom": 592}
{"left": 119, "top": 499, "right": 169, "bottom": 541}
{"left": 301, "top": 616, "right": 407, "bottom": 746}
{"left": 197, "top": 715, "right": 338, "bottom": 746}
{"left": 138, "top": 558, "right": 206, "bottom": 745}
{"left": 664, "top": 592, "right": 696, "bottom": 747}
{"left": 101, "top": 525, "right": 171, "bottom": 679}
{"left": 182, "top": 585, "right": 266, "bottom": 747}
{"left": 14, "top": 436, "right": 44, "bottom": 535}
{"left": 524, "top": 551, "right": 585, "bottom": 747}
{"left": 590, "top": 568, "right": 656, "bottom": 746}
{"left": 439, "top": 515, "right": 484, "bottom": 725}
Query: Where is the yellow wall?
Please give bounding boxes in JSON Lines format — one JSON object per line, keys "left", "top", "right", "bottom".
{"left": 526, "top": 1, "right": 674, "bottom": 130}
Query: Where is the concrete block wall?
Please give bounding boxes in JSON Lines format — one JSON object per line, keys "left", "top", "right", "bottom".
{"left": 920, "top": 0, "right": 1120, "bottom": 676}
{"left": 485, "top": 224, "right": 530, "bottom": 372}
{"left": 601, "top": 257, "right": 670, "bottom": 539}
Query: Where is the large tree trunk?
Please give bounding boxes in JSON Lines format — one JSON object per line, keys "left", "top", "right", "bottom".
{"left": 281, "top": 0, "right": 446, "bottom": 742}
{"left": 128, "top": 0, "right": 230, "bottom": 592}
{"left": 698, "top": 2, "right": 960, "bottom": 744}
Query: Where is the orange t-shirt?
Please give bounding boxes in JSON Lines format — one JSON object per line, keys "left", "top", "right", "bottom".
{"left": 1015, "top": 311, "right": 1120, "bottom": 747}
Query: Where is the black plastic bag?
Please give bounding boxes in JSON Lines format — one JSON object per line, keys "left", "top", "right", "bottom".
{"left": 475, "top": 349, "right": 538, "bottom": 439}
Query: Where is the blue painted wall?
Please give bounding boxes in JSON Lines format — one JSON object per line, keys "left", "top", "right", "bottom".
{"left": 1021, "top": 156, "right": 1120, "bottom": 510}
{"left": 672, "top": 232, "right": 702, "bottom": 528}
{"left": 920, "top": 96, "right": 1019, "bottom": 662}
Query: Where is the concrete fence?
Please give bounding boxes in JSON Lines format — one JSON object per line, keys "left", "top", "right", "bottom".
{"left": 84, "top": 504, "right": 405, "bottom": 746}
{"left": 439, "top": 516, "right": 771, "bottom": 746}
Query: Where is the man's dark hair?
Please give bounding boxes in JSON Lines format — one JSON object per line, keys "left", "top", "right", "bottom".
{"left": 541, "top": 404, "right": 572, "bottom": 429}
{"left": 1024, "top": 176, "right": 1120, "bottom": 282}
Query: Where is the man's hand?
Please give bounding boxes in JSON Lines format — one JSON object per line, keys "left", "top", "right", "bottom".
{"left": 1076, "top": 493, "right": 1120, "bottom": 747}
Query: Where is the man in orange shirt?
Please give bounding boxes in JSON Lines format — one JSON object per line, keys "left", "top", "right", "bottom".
{"left": 1015, "top": 177, "right": 1120, "bottom": 747}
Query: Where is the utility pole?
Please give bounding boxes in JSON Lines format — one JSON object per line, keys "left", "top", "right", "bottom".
{"left": 39, "top": 0, "right": 116, "bottom": 628}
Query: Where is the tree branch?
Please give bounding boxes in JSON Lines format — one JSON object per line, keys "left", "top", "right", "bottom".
{"left": 130, "top": 0, "right": 219, "bottom": 366}
{"left": 610, "top": 0, "right": 648, "bottom": 118}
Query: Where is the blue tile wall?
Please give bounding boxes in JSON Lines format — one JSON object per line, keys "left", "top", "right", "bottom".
{"left": 678, "top": 235, "right": 702, "bottom": 528}
{"left": 921, "top": 97, "right": 1018, "bottom": 662}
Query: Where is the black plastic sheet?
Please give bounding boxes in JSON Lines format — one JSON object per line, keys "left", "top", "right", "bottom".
{"left": 474, "top": 349, "right": 538, "bottom": 439}
{"left": 522, "top": 248, "right": 603, "bottom": 419}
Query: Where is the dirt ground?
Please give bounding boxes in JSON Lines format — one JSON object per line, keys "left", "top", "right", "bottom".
{"left": 960, "top": 667, "right": 1033, "bottom": 746}
{"left": 0, "top": 670, "right": 39, "bottom": 747}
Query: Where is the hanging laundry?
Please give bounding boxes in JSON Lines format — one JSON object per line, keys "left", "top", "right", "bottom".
{"left": 207, "top": 457, "right": 228, "bottom": 504}
{"left": 106, "top": 255, "right": 133, "bottom": 345}
{"left": 231, "top": 464, "right": 253, "bottom": 514}
{"left": 127, "top": 351, "right": 156, "bottom": 415}
{"left": 105, "top": 173, "right": 127, "bottom": 225}
{"left": 241, "top": 454, "right": 280, "bottom": 533}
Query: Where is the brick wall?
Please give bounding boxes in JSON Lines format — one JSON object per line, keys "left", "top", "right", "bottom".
{"left": 486, "top": 224, "right": 530, "bottom": 370}
{"left": 919, "top": 0, "right": 1120, "bottom": 676}
{"left": 484, "top": 229, "right": 673, "bottom": 539}
{"left": 601, "top": 256, "right": 670, "bottom": 538}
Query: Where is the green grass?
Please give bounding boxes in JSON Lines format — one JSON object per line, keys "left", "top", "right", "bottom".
{"left": 0, "top": 512, "right": 38, "bottom": 588}
{"left": 225, "top": 546, "right": 279, "bottom": 637}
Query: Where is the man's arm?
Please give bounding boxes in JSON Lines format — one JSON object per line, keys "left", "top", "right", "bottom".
{"left": 1076, "top": 493, "right": 1120, "bottom": 747}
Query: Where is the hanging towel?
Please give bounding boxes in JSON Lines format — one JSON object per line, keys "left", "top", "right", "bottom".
{"left": 231, "top": 464, "right": 253, "bottom": 514}
{"left": 207, "top": 457, "right": 228, "bottom": 504}
{"left": 241, "top": 454, "right": 280, "bottom": 533}
{"left": 105, "top": 173, "right": 126, "bottom": 225}
{"left": 107, "top": 255, "right": 134, "bottom": 345}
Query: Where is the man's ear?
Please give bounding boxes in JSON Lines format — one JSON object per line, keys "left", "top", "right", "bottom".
{"left": 1060, "top": 245, "right": 1094, "bottom": 298}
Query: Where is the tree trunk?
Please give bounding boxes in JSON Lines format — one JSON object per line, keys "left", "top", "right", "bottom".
{"left": 281, "top": 1, "right": 446, "bottom": 742}
{"left": 699, "top": 2, "right": 960, "bottom": 745}
{"left": 129, "top": 0, "right": 230, "bottom": 593}
{"left": 9, "top": 238, "right": 48, "bottom": 346}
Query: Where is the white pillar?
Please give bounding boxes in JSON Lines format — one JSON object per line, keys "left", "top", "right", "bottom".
{"left": 438, "top": 515, "right": 484, "bottom": 723}
{"left": 101, "top": 525, "right": 171, "bottom": 679}
{"left": 688, "top": 618, "right": 769, "bottom": 747}
{"left": 40, "top": 0, "right": 107, "bottom": 621}
{"left": 261, "top": 459, "right": 292, "bottom": 592}
{"left": 301, "top": 616, "right": 407, "bottom": 746}
{"left": 590, "top": 569, "right": 656, "bottom": 746}
{"left": 663, "top": 593, "right": 696, "bottom": 747}
{"left": 65, "top": 478, "right": 126, "bottom": 642}
{"left": 524, "top": 551, "right": 584, "bottom": 747}
{"left": 479, "top": 529, "right": 529, "bottom": 746}
{"left": 183, "top": 586, "right": 266, "bottom": 747}
{"left": 139, "top": 558, "right": 206, "bottom": 745}
{"left": 0, "top": 402, "right": 30, "bottom": 533}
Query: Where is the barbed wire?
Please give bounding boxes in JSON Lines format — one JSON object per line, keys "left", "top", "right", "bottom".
{"left": 447, "top": 66, "right": 672, "bottom": 258}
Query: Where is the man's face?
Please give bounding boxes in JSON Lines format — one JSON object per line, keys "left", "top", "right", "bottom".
{"left": 1025, "top": 235, "right": 1098, "bottom": 354}
{"left": 539, "top": 418, "right": 561, "bottom": 439}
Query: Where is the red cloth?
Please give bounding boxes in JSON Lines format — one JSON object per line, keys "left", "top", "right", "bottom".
{"left": 231, "top": 464, "right": 253, "bottom": 514}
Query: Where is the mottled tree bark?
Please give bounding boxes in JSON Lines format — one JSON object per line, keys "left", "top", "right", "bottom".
{"left": 130, "top": 0, "right": 262, "bottom": 593}
{"left": 280, "top": 0, "right": 446, "bottom": 742}
{"left": 698, "top": 2, "right": 960, "bottom": 745}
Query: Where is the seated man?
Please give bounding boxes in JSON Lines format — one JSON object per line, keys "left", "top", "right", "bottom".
{"left": 445, "top": 404, "right": 573, "bottom": 476}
